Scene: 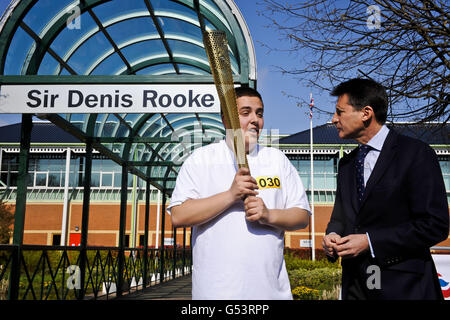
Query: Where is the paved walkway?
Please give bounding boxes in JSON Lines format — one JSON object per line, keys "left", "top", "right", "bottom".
{"left": 116, "top": 275, "right": 192, "bottom": 300}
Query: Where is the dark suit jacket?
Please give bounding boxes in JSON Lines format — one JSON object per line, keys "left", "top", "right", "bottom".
{"left": 326, "top": 129, "right": 449, "bottom": 300}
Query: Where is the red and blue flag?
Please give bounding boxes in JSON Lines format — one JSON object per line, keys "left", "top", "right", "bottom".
{"left": 438, "top": 273, "right": 450, "bottom": 299}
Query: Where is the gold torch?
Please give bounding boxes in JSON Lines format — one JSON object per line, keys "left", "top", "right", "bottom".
{"left": 203, "top": 30, "right": 249, "bottom": 170}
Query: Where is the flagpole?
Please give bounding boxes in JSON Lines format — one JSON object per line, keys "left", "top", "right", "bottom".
{"left": 309, "top": 93, "right": 315, "bottom": 261}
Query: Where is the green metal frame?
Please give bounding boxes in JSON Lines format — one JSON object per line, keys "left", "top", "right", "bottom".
{"left": 0, "top": 0, "right": 257, "bottom": 300}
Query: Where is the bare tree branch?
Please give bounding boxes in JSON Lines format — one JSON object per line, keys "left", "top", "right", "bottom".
{"left": 258, "top": 0, "right": 449, "bottom": 124}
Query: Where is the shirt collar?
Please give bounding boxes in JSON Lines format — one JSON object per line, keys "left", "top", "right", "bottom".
{"left": 366, "top": 124, "right": 389, "bottom": 151}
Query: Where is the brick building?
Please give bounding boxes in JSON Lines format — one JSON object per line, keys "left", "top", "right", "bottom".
{"left": 1, "top": 121, "right": 448, "bottom": 249}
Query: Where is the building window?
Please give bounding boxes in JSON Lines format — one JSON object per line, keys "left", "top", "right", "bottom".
{"left": 100, "top": 172, "right": 113, "bottom": 187}
{"left": 290, "top": 157, "right": 338, "bottom": 192}
{"left": 0, "top": 154, "right": 126, "bottom": 189}
{"left": 439, "top": 158, "right": 449, "bottom": 191}
{"left": 35, "top": 172, "right": 48, "bottom": 187}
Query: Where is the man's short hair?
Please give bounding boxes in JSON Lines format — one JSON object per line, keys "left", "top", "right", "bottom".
{"left": 235, "top": 86, "right": 263, "bottom": 105}
{"left": 331, "top": 78, "right": 388, "bottom": 124}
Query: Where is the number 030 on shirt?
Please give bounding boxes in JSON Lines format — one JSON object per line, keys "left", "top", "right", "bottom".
{"left": 256, "top": 176, "right": 281, "bottom": 189}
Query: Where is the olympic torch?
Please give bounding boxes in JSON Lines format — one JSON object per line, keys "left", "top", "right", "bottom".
{"left": 202, "top": 30, "right": 249, "bottom": 170}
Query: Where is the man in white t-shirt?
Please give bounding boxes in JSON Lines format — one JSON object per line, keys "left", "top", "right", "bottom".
{"left": 168, "top": 87, "right": 311, "bottom": 300}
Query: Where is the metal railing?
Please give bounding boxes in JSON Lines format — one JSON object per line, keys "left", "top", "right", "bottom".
{"left": 0, "top": 244, "right": 191, "bottom": 300}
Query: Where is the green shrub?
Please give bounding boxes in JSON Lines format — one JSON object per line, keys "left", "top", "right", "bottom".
{"left": 292, "top": 286, "right": 320, "bottom": 300}
{"left": 284, "top": 248, "right": 328, "bottom": 261}
{"left": 288, "top": 267, "right": 341, "bottom": 292}
{"left": 284, "top": 249, "right": 342, "bottom": 300}
{"left": 284, "top": 250, "right": 340, "bottom": 271}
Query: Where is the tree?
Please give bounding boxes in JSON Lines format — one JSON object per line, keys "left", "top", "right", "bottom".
{"left": 0, "top": 201, "right": 13, "bottom": 244}
{"left": 258, "top": 0, "right": 449, "bottom": 124}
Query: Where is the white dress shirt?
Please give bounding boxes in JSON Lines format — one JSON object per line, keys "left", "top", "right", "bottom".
{"left": 362, "top": 124, "right": 390, "bottom": 257}
{"left": 363, "top": 124, "right": 390, "bottom": 186}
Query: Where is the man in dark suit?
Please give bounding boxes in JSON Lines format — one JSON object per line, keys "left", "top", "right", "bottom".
{"left": 323, "top": 78, "right": 449, "bottom": 300}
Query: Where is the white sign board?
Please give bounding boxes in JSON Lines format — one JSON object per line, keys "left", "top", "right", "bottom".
{"left": 0, "top": 84, "right": 220, "bottom": 113}
{"left": 432, "top": 254, "right": 450, "bottom": 300}
{"left": 164, "top": 238, "right": 174, "bottom": 246}
{"left": 300, "top": 239, "right": 312, "bottom": 248}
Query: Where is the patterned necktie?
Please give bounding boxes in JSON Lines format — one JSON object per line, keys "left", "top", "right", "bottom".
{"left": 356, "top": 144, "right": 372, "bottom": 204}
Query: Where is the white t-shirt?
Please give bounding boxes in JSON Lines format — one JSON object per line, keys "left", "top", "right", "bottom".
{"left": 168, "top": 140, "right": 310, "bottom": 300}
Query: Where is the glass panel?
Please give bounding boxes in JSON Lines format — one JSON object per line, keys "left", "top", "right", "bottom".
{"left": 94, "top": 114, "right": 108, "bottom": 136}
{"left": 199, "top": 0, "right": 233, "bottom": 33}
{"left": 123, "top": 113, "right": 141, "bottom": 127}
{"left": 22, "top": 0, "right": 73, "bottom": 35}
{"left": 1, "top": 157, "right": 13, "bottom": 171}
{"left": 154, "top": 3, "right": 200, "bottom": 26}
{"left": 178, "top": 64, "right": 209, "bottom": 75}
{"left": 68, "top": 114, "right": 87, "bottom": 130}
{"left": 152, "top": 0, "right": 196, "bottom": 13}
{"left": 198, "top": 117, "right": 223, "bottom": 128}
{"left": 141, "top": 151, "right": 150, "bottom": 162}
{"left": 26, "top": 173, "right": 33, "bottom": 187}
{"left": 3, "top": 26, "right": 35, "bottom": 75}
{"left": 114, "top": 172, "right": 122, "bottom": 187}
{"left": 440, "top": 160, "right": 449, "bottom": 190}
{"left": 127, "top": 173, "right": 134, "bottom": 187}
{"left": 69, "top": 170, "right": 79, "bottom": 187}
{"left": 166, "top": 181, "right": 175, "bottom": 189}
{"left": 91, "top": 172, "right": 100, "bottom": 187}
{"left": 106, "top": 17, "right": 157, "bottom": 45}
{"left": 49, "top": 11, "right": 97, "bottom": 62}
{"left": 67, "top": 31, "right": 114, "bottom": 74}
{"left": 157, "top": 17, "right": 201, "bottom": 40}
{"left": 161, "top": 125, "right": 173, "bottom": 137}
{"left": 204, "top": 129, "right": 224, "bottom": 139}
{"left": 201, "top": 0, "right": 224, "bottom": 15}
{"left": 100, "top": 115, "right": 120, "bottom": 137}
{"left": 90, "top": 52, "right": 126, "bottom": 75}
{"left": 35, "top": 159, "right": 46, "bottom": 171}
{"left": 91, "top": 158, "right": 102, "bottom": 172}
{"left": 299, "top": 160, "right": 311, "bottom": 174}
{"left": 113, "top": 125, "right": 128, "bottom": 138}
{"left": 91, "top": 0, "right": 147, "bottom": 23}
{"left": 59, "top": 68, "right": 71, "bottom": 75}
{"left": 167, "top": 39, "right": 207, "bottom": 62}
{"left": 48, "top": 159, "right": 64, "bottom": 171}
{"left": 101, "top": 172, "right": 113, "bottom": 187}
{"left": 134, "top": 63, "right": 172, "bottom": 75}
{"left": 121, "top": 40, "right": 167, "bottom": 68}
{"left": 102, "top": 159, "right": 120, "bottom": 172}
{"left": 35, "top": 173, "right": 47, "bottom": 186}
{"left": 142, "top": 121, "right": 162, "bottom": 137}
{"left": 37, "top": 52, "right": 60, "bottom": 75}
{"left": 48, "top": 172, "right": 62, "bottom": 187}
{"left": 172, "top": 116, "right": 198, "bottom": 129}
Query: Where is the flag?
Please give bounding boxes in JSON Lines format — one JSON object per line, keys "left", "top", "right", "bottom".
{"left": 438, "top": 273, "right": 450, "bottom": 299}
{"left": 309, "top": 93, "right": 314, "bottom": 119}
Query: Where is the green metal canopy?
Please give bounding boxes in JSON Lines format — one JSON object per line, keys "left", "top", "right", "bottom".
{"left": 0, "top": 0, "right": 257, "bottom": 193}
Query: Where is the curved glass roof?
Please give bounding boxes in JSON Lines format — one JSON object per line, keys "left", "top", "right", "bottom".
{"left": 0, "top": 0, "right": 257, "bottom": 193}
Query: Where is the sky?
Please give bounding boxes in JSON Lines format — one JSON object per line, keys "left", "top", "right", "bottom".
{"left": 0, "top": 0, "right": 336, "bottom": 134}
{"left": 234, "top": 0, "right": 336, "bottom": 134}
